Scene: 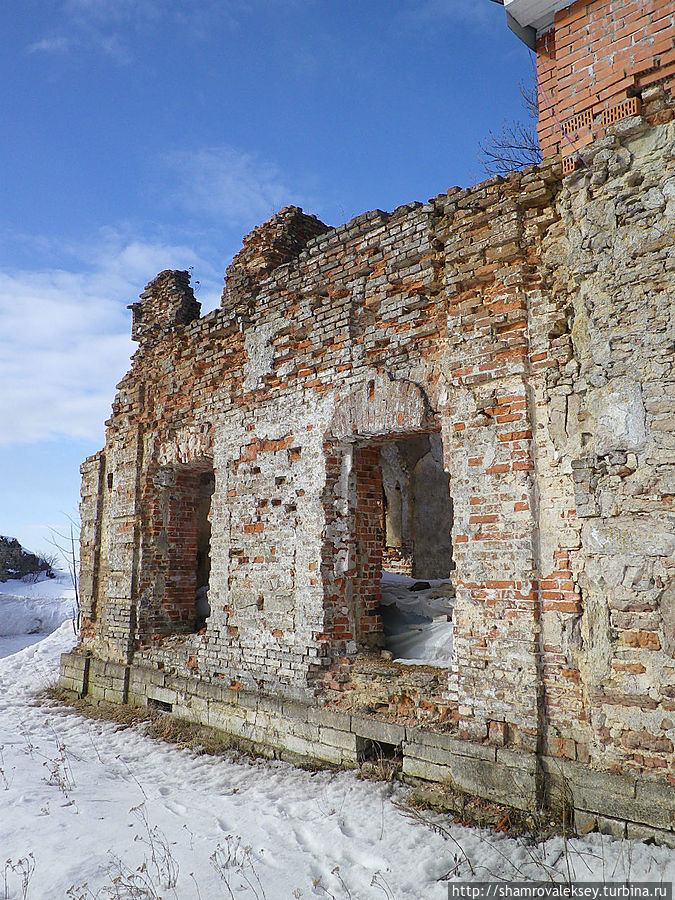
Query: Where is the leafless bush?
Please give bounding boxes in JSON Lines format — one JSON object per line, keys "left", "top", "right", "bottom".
{"left": 0, "top": 745, "right": 14, "bottom": 791}
{"left": 210, "top": 835, "right": 266, "bottom": 900}
{"left": 130, "top": 803, "right": 179, "bottom": 891}
{"left": 47, "top": 518, "right": 81, "bottom": 633}
{"left": 40, "top": 723, "right": 77, "bottom": 796}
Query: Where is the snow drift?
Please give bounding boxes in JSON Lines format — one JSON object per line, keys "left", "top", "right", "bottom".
{"left": 0, "top": 574, "right": 75, "bottom": 636}
{"left": 379, "top": 569, "right": 455, "bottom": 665}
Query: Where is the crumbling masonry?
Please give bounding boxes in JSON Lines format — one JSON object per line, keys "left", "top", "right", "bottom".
{"left": 61, "top": 0, "right": 675, "bottom": 844}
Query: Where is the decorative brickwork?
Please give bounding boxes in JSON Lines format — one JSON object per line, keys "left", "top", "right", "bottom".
{"left": 536, "top": 0, "right": 674, "bottom": 165}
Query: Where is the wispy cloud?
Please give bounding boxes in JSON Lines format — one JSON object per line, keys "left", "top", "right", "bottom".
{"left": 162, "top": 145, "right": 307, "bottom": 226}
{"left": 27, "top": 36, "right": 73, "bottom": 55}
{"left": 27, "top": 0, "right": 246, "bottom": 62}
{"left": 0, "top": 235, "right": 214, "bottom": 447}
{"left": 398, "top": 0, "right": 494, "bottom": 28}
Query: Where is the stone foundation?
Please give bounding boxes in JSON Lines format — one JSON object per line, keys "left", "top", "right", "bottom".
{"left": 61, "top": 649, "right": 675, "bottom": 846}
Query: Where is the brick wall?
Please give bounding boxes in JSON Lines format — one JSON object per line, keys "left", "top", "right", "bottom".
{"left": 536, "top": 0, "right": 675, "bottom": 171}
{"left": 74, "top": 107, "right": 675, "bottom": 791}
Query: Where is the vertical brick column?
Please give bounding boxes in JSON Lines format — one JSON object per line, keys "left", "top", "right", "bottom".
{"left": 353, "top": 445, "right": 384, "bottom": 647}
{"left": 79, "top": 452, "right": 105, "bottom": 631}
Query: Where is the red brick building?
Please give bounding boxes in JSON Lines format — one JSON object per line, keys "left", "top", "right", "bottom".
{"left": 502, "top": 0, "right": 675, "bottom": 172}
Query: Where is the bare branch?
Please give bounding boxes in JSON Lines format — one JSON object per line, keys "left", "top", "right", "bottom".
{"left": 478, "top": 76, "right": 543, "bottom": 176}
{"left": 47, "top": 518, "right": 81, "bottom": 634}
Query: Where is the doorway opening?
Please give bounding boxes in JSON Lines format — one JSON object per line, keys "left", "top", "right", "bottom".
{"left": 322, "top": 431, "right": 455, "bottom": 664}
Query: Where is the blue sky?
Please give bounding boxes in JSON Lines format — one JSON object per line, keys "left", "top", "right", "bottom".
{"left": 0, "top": 0, "right": 533, "bottom": 559}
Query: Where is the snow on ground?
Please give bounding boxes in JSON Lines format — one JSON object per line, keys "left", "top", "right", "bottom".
{"left": 380, "top": 570, "right": 455, "bottom": 665}
{"left": 0, "top": 573, "right": 76, "bottom": 649}
{"left": 0, "top": 601, "right": 673, "bottom": 897}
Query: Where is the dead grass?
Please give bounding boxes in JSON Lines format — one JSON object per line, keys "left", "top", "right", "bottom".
{"left": 403, "top": 781, "right": 564, "bottom": 840}
{"left": 41, "top": 687, "right": 242, "bottom": 757}
{"left": 41, "top": 688, "right": 564, "bottom": 841}
{"left": 40, "top": 687, "right": 342, "bottom": 774}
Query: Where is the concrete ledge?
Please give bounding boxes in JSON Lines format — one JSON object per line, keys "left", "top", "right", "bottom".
{"left": 406, "top": 726, "right": 497, "bottom": 761}
{"left": 351, "top": 715, "right": 405, "bottom": 746}
{"left": 403, "top": 740, "right": 537, "bottom": 810}
{"left": 540, "top": 756, "right": 675, "bottom": 834}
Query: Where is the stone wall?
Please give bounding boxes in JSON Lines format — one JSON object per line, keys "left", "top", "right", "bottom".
{"left": 63, "top": 103, "right": 675, "bottom": 841}
{"left": 537, "top": 111, "right": 675, "bottom": 774}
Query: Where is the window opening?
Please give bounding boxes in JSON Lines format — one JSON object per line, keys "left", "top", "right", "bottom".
{"left": 377, "top": 433, "right": 455, "bottom": 665}
{"left": 194, "top": 470, "right": 215, "bottom": 630}
{"left": 150, "top": 461, "right": 215, "bottom": 635}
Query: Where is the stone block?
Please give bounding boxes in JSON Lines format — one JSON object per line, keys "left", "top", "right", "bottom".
{"left": 318, "top": 726, "right": 358, "bottom": 752}
{"left": 312, "top": 742, "right": 345, "bottom": 766}
{"left": 280, "top": 733, "right": 315, "bottom": 760}
{"left": 351, "top": 716, "right": 405, "bottom": 746}
{"left": 496, "top": 748, "right": 538, "bottom": 772}
{"left": 597, "top": 815, "right": 627, "bottom": 840}
{"left": 573, "top": 809, "right": 598, "bottom": 835}
{"left": 282, "top": 699, "right": 312, "bottom": 722}
{"left": 233, "top": 691, "right": 258, "bottom": 710}
{"left": 194, "top": 679, "right": 227, "bottom": 704}
{"left": 406, "top": 728, "right": 496, "bottom": 761}
{"left": 143, "top": 667, "right": 167, "bottom": 688}
{"left": 257, "top": 694, "right": 284, "bottom": 717}
{"left": 402, "top": 755, "right": 451, "bottom": 783}
{"left": 174, "top": 696, "right": 209, "bottom": 726}
{"left": 209, "top": 703, "right": 247, "bottom": 735}
{"left": 308, "top": 707, "right": 352, "bottom": 732}
{"left": 593, "top": 378, "right": 646, "bottom": 455}
{"left": 146, "top": 686, "right": 178, "bottom": 707}
{"left": 87, "top": 682, "right": 106, "bottom": 702}
{"left": 403, "top": 740, "right": 454, "bottom": 768}
{"left": 625, "top": 822, "right": 675, "bottom": 848}
{"left": 103, "top": 687, "right": 126, "bottom": 704}
{"left": 288, "top": 719, "right": 320, "bottom": 743}
{"left": 635, "top": 778, "right": 675, "bottom": 824}
{"left": 403, "top": 741, "right": 535, "bottom": 808}
{"left": 58, "top": 677, "right": 78, "bottom": 693}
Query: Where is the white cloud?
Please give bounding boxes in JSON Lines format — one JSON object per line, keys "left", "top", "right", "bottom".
{"left": 27, "top": 0, "right": 245, "bottom": 61}
{"left": 0, "top": 236, "right": 213, "bottom": 447}
{"left": 162, "top": 146, "right": 305, "bottom": 226}
{"left": 27, "top": 36, "right": 73, "bottom": 54}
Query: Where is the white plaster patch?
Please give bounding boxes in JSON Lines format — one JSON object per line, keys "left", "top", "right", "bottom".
{"left": 243, "top": 323, "right": 277, "bottom": 391}
{"left": 157, "top": 425, "right": 213, "bottom": 466}
{"left": 593, "top": 377, "right": 646, "bottom": 455}
{"left": 583, "top": 519, "right": 675, "bottom": 558}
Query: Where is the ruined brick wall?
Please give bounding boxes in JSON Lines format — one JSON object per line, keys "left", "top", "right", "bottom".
{"left": 536, "top": 0, "right": 674, "bottom": 172}
{"left": 536, "top": 112, "right": 675, "bottom": 775}
{"left": 74, "top": 110, "right": 674, "bottom": 799}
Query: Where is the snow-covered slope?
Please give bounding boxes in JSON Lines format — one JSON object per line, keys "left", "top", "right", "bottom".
{"left": 0, "top": 573, "right": 76, "bottom": 656}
